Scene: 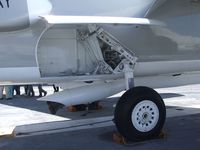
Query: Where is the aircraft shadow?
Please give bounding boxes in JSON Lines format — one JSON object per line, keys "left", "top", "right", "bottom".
{"left": 0, "top": 92, "right": 184, "bottom": 120}
{"left": 160, "top": 93, "right": 184, "bottom": 99}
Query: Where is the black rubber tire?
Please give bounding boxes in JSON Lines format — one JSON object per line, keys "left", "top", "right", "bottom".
{"left": 114, "top": 86, "right": 166, "bottom": 141}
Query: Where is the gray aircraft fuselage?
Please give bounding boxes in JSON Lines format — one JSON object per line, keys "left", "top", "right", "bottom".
{"left": 0, "top": 0, "right": 200, "bottom": 88}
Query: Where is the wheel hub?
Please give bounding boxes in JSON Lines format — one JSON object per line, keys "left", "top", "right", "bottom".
{"left": 132, "top": 100, "right": 159, "bottom": 132}
{"left": 142, "top": 112, "right": 150, "bottom": 122}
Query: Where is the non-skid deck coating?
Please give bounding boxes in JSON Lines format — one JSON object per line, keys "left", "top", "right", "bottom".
{"left": 1, "top": 85, "right": 200, "bottom": 149}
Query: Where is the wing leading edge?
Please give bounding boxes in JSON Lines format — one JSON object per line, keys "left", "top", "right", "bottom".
{"left": 40, "top": 15, "right": 164, "bottom": 26}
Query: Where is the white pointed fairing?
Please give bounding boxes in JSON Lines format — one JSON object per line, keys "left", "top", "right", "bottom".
{"left": 40, "top": 15, "right": 164, "bottom": 26}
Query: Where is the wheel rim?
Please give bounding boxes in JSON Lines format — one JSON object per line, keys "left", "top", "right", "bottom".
{"left": 131, "top": 100, "right": 159, "bottom": 132}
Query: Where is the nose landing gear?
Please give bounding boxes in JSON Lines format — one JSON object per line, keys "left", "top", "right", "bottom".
{"left": 114, "top": 86, "right": 166, "bottom": 141}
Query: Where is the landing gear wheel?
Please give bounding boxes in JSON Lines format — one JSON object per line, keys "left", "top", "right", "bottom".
{"left": 114, "top": 86, "right": 166, "bottom": 141}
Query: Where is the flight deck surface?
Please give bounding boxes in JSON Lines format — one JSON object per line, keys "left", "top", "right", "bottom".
{"left": 0, "top": 85, "right": 200, "bottom": 149}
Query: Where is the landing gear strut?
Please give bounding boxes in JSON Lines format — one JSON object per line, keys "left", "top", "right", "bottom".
{"left": 114, "top": 86, "right": 166, "bottom": 141}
